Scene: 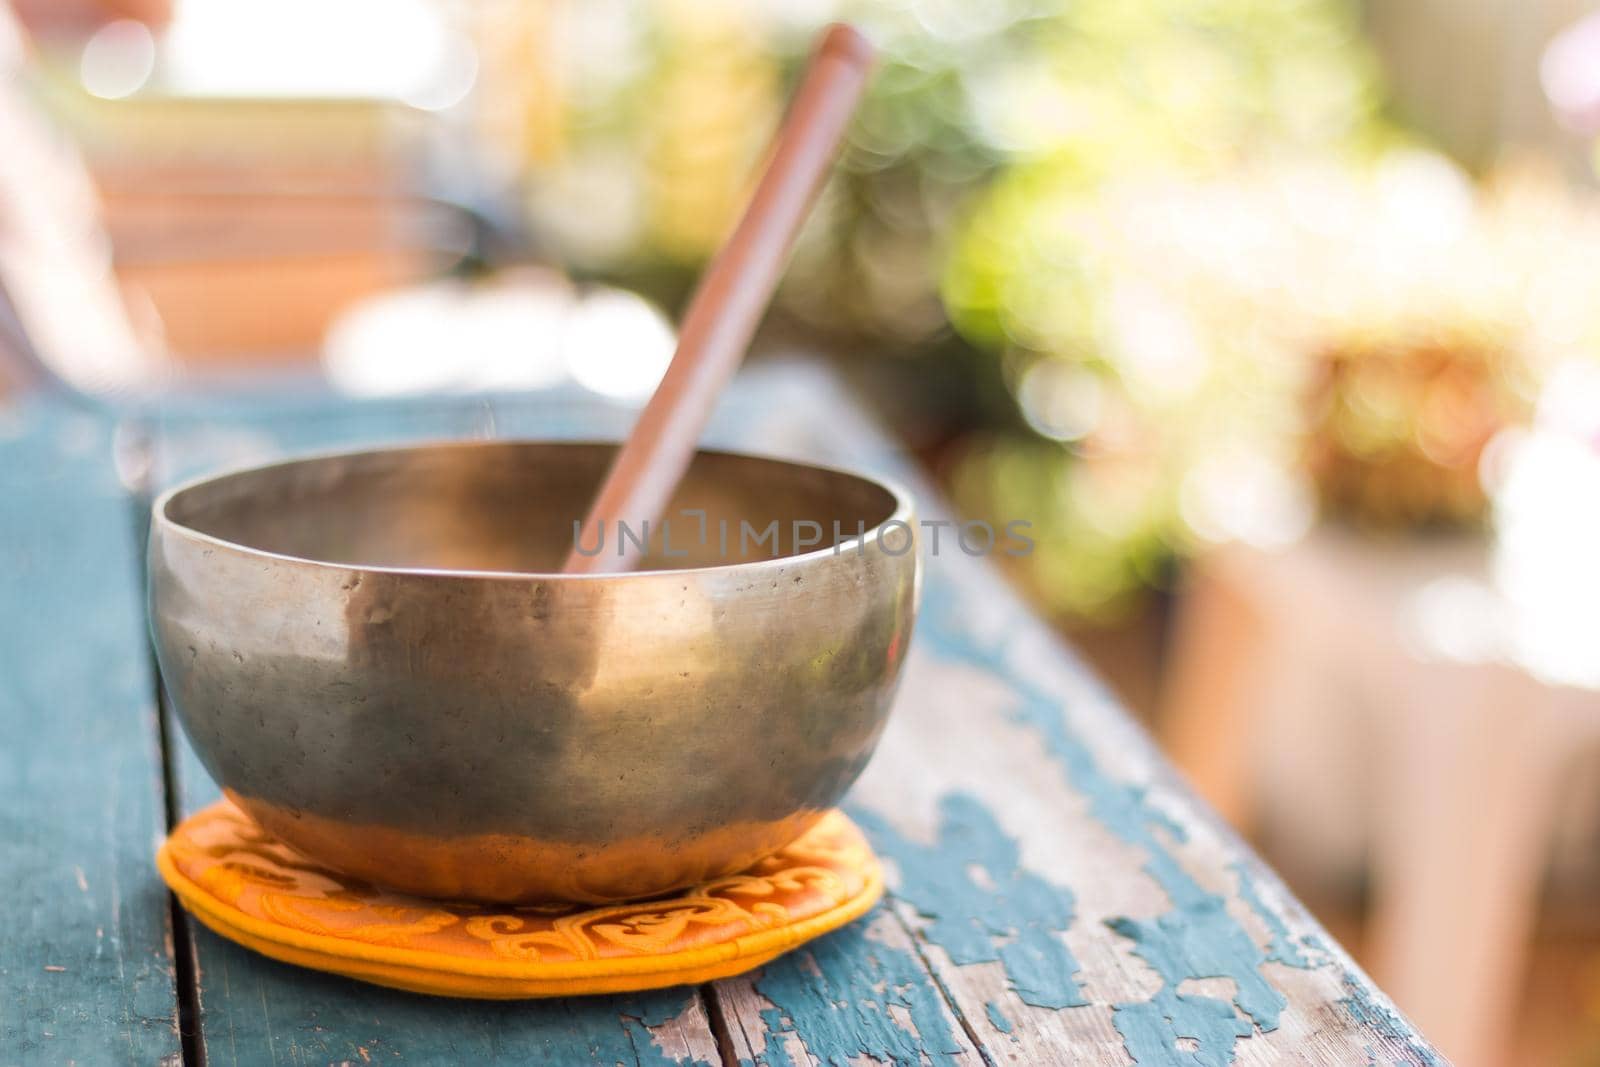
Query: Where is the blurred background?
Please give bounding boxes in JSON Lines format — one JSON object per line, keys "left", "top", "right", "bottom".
{"left": 4, "top": 1, "right": 1600, "bottom": 1063}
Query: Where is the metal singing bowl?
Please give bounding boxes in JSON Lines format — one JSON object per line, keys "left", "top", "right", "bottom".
{"left": 149, "top": 440, "right": 919, "bottom": 903}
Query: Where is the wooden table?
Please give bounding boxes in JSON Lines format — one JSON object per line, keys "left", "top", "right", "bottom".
{"left": 1, "top": 362, "right": 1439, "bottom": 1065}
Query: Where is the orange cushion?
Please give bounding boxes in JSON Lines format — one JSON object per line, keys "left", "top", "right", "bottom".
{"left": 158, "top": 801, "right": 882, "bottom": 998}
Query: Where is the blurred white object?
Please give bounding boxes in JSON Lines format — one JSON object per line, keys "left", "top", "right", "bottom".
{"left": 1488, "top": 361, "right": 1600, "bottom": 689}
{"left": 1542, "top": 10, "right": 1600, "bottom": 137}
{"left": 0, "top": 5, "right": 164, "bottom": 396}
{"left": 322, "top": 269, "right": 674, "bottom": 400}
{"left": 80, "top": 19, "right": 157, "bottom": 100}
{"left": 164, "top": 0, "right": 476, "bottom": 107}
{"left": 560, "top": 288, "right": 676, "bottom": 400}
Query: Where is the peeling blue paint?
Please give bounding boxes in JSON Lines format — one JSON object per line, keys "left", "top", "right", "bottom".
{"left": 985, "top": 1001, "right": 1014, "bottom": 1035}
{"left": 620, "top": 991, "right": 717, "bottom": 1067}
{"left": 1113, "top": 992, "right": 1252, "bottom": 1067}
{"left": 1298, "top": 934, "right": 1337, "bottom": 969}
{"left": 1231, "top": 864, "right": 1313, "bottom": 969}
{"left": 1106, "top": 903, "right": 1283, "bottom": 1031}
{"left": 854, "top": 795, "right": 1086, "bottom": 1010}
{"left": 751, "top": 918, "right": 967, "bottom": 1067}
{"left": 1338, "top": 977, "right": 1444, "bottom": 1067}
{"left": 911, "top": 577, "right": 1300, "bottom": 1063}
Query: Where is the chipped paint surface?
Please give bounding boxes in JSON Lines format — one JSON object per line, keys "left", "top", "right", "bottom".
{"left": 1340, "top": 977, "right": 1445, "bottom": 1067}
{"left": 751, "top": 916, "right": 968, "bottom": 1067}
{"left": 1231, "top": 864, "right": 1315, "bottom": 969}
{"left": 854, "top": 797, "right": 1085, "bottom": 1010}
{"left": 896, "top": 570, "right": 1441, "bottom": 1065}
{"left": 623, "top": 992, "right": 719, "bottom": 1067}
{"left": 904, "top": 578, "right": 1288, "bottom": 1061}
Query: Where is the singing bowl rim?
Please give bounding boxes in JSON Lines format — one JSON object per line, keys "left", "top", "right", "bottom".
{"left": 151, "top": 438, "right": 917, "bottom": 581}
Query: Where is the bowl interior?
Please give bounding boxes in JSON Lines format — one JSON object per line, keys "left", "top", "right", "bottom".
{"left": 161, "top": 441, "right": 900, "bottom": 574}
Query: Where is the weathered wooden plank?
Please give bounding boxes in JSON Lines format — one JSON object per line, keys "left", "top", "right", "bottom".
{"left": 143, "top": 391, "right": 724, "bottom": 1067}
{"left": 712, "top": 909, "right": 983, "bottom": 1066}
{"left": 175, "top": 932, "right": 722, "bottom": 1067}
{"left": 0, "top": 401, "right": 179, "bottom": 1065}
{"left": 713, "top": 365, "right": 1442, "bottom": 1066}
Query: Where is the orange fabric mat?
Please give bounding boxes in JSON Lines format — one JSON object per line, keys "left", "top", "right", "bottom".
{"left": 158, "top": 801, "right": 881, "bottom": 998}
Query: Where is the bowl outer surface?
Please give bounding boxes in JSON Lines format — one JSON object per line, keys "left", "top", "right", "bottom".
{"left": 149, "top": 441, "right": 919, "bottom": 902}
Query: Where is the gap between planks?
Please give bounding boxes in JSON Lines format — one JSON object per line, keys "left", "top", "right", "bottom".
{"left": 122, "top": 417, "right": 207, "bottom": 1067}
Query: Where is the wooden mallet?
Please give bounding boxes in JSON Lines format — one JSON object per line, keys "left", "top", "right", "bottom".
{"left": 563, "top": 23, "right": 876, "bottom": 573}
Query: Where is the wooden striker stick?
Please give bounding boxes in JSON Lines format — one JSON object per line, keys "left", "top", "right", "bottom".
{"left": 564, "top": 24, "right": 875, "bottom": 573}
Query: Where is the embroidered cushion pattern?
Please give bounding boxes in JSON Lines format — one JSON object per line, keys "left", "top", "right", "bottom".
{"left": 157, "top": 800, "right": 882, "bottom": 998}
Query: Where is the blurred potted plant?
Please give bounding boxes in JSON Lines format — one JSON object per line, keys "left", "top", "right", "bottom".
{"left": 944, "top": 150, "right": 1600, "bottom": 620}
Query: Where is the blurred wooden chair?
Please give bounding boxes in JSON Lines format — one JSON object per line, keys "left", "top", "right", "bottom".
{"left": 1163, "top": 529, "right": 1600, "bottom": 1067}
